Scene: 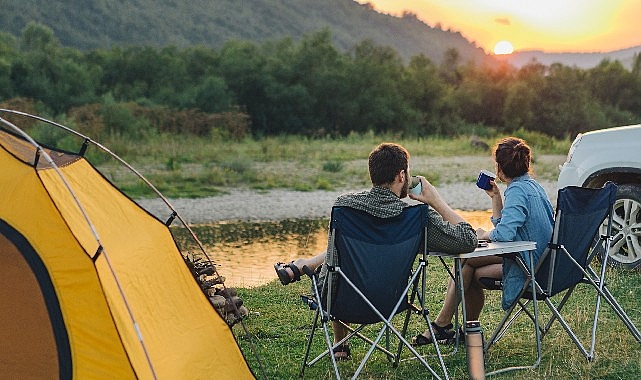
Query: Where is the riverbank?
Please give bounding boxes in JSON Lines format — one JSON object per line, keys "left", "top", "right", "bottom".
{"left": 137, "top": 179, "right": 559, "bottom": 224}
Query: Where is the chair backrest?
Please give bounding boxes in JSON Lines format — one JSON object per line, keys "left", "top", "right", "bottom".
{"left": 327, "top": 204, "right": 428, "bottom": 324}
{"left": 535, "top": 182, "right": 617, "bottom": 296}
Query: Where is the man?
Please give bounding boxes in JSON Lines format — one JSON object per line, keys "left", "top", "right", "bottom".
{"left": 274, "top": 142, "right": 477, "bottom": 359}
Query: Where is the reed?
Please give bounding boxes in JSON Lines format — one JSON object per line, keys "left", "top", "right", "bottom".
{"left": 96, "top": 132, "right": 569, "bottom": 199}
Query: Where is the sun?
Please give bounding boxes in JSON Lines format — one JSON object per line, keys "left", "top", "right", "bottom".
{"left": 493, "top": 40, "right": 514, "bottom": 55}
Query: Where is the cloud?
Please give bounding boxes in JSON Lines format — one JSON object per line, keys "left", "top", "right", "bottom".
{"left": 494, "top": 17, "right": 511, "bottom": 26}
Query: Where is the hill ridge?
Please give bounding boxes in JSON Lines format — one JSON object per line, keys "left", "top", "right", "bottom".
{"left": 0, "top": 0, "right": 487, "bottom": 65}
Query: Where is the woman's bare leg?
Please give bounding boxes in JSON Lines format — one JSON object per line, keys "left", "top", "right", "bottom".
{"left": 465, "top": 259, "right": 502, "bottom": 320}
{"left": 421, "top": 256, "right": 502, "bottom": 338}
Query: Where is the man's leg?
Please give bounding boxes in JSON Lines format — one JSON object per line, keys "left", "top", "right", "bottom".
{"left": 332, "top": 321, "right": 350, "bottom": 359}
{"left": 292, "top": 252, "right": 326, "bottom": 273}
{"left": 275, "top": 251, "right": 326, "bottom": 283}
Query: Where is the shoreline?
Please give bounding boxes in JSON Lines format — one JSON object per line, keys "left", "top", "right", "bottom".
{"left": 137, "top": 180, "right": 559, "bottom": 224}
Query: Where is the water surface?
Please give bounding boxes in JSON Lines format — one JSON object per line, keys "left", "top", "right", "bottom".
{"left": 174, "top": 210, "right": 493, "bottom": 288}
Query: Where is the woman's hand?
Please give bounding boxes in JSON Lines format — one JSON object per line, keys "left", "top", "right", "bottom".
{"left": 484, "top": 180, "right": 501, "bottom": 198}
{"left": 476, "top": 227, "right": 491, "bottom": 240}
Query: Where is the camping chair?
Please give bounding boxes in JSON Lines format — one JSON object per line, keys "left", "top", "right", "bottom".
{"left": 299, "top": 204, "right": 449, "bottom": 379}
{"left": 484, "top": 182, "right": 641, "bottom": 375}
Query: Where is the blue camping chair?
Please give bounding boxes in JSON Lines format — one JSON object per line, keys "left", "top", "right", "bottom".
{"left": 300, "top": 205, "right": 449, "bottom": 379}
{"left": 484, "top": 182, "right": 641, "bottom": 375}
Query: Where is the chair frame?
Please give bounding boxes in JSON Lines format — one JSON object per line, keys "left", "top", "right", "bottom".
{"left": 484, "top": 183, "right": 641, "bottom": 375}
{"left": 299, "top": 205, "right": 449, "bottom": 380}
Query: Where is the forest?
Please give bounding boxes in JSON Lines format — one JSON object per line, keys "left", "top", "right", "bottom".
{"left": 1, "top": 22, "right": 641, "bottom": 142}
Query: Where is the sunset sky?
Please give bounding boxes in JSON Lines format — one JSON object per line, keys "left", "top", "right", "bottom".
{"left": 357, "top": 0, "right": 641, "bottom": 54}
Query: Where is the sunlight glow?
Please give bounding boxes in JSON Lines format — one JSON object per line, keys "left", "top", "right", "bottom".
{"left": 493, "top": 40, "right": 514, "bottom": 55}
{"left": 359, "top": 0, "right": 641, "bottom": 53}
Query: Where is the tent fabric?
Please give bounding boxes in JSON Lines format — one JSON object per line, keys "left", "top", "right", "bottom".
{"left": 0, "top": 126, "right": 254, "bottom": 379}
{"left": 0, "top": 220, "right": 67, "bottom": 378}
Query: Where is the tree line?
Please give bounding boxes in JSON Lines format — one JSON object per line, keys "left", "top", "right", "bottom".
{"left": 2, "top": 22, "right": 641, "bottom": 140}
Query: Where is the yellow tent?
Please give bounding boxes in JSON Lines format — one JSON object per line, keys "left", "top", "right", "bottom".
{"left": 0, "top": 110, "right": 255, "bottom": 379}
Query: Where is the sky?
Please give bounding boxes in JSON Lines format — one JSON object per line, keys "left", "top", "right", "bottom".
{"left": 357, "top": 0, "right": 641, "bottom": 54}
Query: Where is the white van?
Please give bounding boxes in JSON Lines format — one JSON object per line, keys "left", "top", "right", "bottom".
{"left": 557, "top": 124, "right": 641, "bottom": 269}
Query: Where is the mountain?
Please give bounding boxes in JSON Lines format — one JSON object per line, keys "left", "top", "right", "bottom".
{"left": 0, "top": 0, "right": 488, "bottom": 65}
{"left": 506, "top": 45, "right": 641, "bottom": 69}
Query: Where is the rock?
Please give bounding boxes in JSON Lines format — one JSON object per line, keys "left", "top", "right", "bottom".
{"left": 470, "top": 136, "right": 490, "bottom": 150}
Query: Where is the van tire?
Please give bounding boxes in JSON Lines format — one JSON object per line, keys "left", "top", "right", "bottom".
{"left": 597, "top": 184, "right": 641, "bottom": 269}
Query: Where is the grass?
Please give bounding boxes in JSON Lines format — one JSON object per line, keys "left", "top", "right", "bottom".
{"left": 91, "top": 131, "right": 570, "bottom": 199}
{"left": 234, "top": 261, "right": 641, "bottom": 379}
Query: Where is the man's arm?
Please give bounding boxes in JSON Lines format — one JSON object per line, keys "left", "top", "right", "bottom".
{"left": 409, "top": 177, "right": 465, "bottom": 224}
{"left": 410, "top": 177, "right": 477, "bottom": 253}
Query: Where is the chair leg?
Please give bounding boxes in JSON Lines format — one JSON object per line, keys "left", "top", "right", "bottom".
{"left": 486, "top": 256, "right": 542, "bottom": 376}
{"left": 599, "top": 285, "right": 641, "bottom": 341}
{"left": 300, "top": 308, "right": 320, "bottom": 377}
{"left": 586, "top": 265, "right": 641, "bottom": 343}
{"left": 394, "top": 305, "right": 414, "bottom": 367}
{"left": 300, "top": 275, "right": 341, "bottom": 379}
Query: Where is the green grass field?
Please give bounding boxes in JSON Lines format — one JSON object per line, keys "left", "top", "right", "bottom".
{"left": 234, "top": 261, "right": 641, "bottom": 379}
{"left": 90, "top": 130, "right": 570, "bottom": 199}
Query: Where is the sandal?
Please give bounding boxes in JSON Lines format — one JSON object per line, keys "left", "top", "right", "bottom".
{"left": 333, "top": 344, "right": 351, "bottom": 361}
{"left": 412, "top": 322, "right": 455, "bottom": 346}
{"left": 274, "top": 261, "right": 301, "bottom": 285}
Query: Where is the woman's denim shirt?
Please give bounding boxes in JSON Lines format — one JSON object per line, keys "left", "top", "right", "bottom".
{"left": 489, "top": 174, "right": 554, "bottom": 309}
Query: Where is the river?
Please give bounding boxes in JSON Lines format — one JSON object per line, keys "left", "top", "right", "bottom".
{"left": 173, "top": 210, "right": 493, "bottom": 288}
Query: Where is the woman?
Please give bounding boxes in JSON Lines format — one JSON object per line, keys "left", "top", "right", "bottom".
{"left": 413, "top": 136, "right": 554, "bottom": 346}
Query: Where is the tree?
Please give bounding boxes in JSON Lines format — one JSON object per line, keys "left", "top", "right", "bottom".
{"left": 0, "top": 32, "right": 18, "bottom": 100}
{"left": 402, "top": 54, "right": 446, "bottom": 134}
{"left": 451, "top": 62, "right": 513, "bottom": 128}
{"left": 19, "top": 22, "right": 59, "bottom": 53}
{"left": 11, "top": 23, "right": 96, "bottom": 112}
{"left": 502, "top": 62, "right": 547, "bottom": 131}
{"left": 632, "top": 53, "right": 641, "bottom": 78}
{"left": 439, "top": 48, "right": 462, "bottom": 86}
{"left": 587, "top": 60, "right": 632, "bottom": 108}
{"left": 289, "top": 29, "right": 349, "bottom": 135}
{"left": 532, "top": 64, "right": 607, "bottom": 137}
{"left": 188, "top": 75, "right": 232, "bottom": 113}
{"left": 218, "top": 40, "right": 272, "bottom": 134}
{"left": 343, "top": 39, "right": 409, "bottom": 134}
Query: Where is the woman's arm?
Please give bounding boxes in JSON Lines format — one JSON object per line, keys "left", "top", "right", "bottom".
{"left": 488, "top": 185, "right": 528, "bottom": 242}
{"left": 476, "top": 179, "right": 504, "bottom": 240}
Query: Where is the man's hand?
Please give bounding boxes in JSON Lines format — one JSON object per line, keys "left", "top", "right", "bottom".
{"left": 408, "top": 176, "right": 439, "bottom": 205}
{"left": 409, "top": 177, "right": 466, "bottom": 225}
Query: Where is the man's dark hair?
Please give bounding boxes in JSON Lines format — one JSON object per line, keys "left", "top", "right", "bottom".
{"left": 368, "top": 143, "right": 409, "bottom": 186}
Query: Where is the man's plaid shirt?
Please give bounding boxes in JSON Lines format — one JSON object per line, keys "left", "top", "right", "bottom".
{"left": 332, "top": 186, "right": 477, "bottom": 252}
{"left": 317, "top": 186, "right": 477, "bottom": 291}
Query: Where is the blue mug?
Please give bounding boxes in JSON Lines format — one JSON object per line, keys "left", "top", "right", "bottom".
{"left": 476, "top": 170, "right": 496, "bottom": 190}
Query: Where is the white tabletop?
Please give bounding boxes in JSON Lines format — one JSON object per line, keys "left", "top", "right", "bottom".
{"left": 430, "top": 241, "right": 537, "bottom": 259}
